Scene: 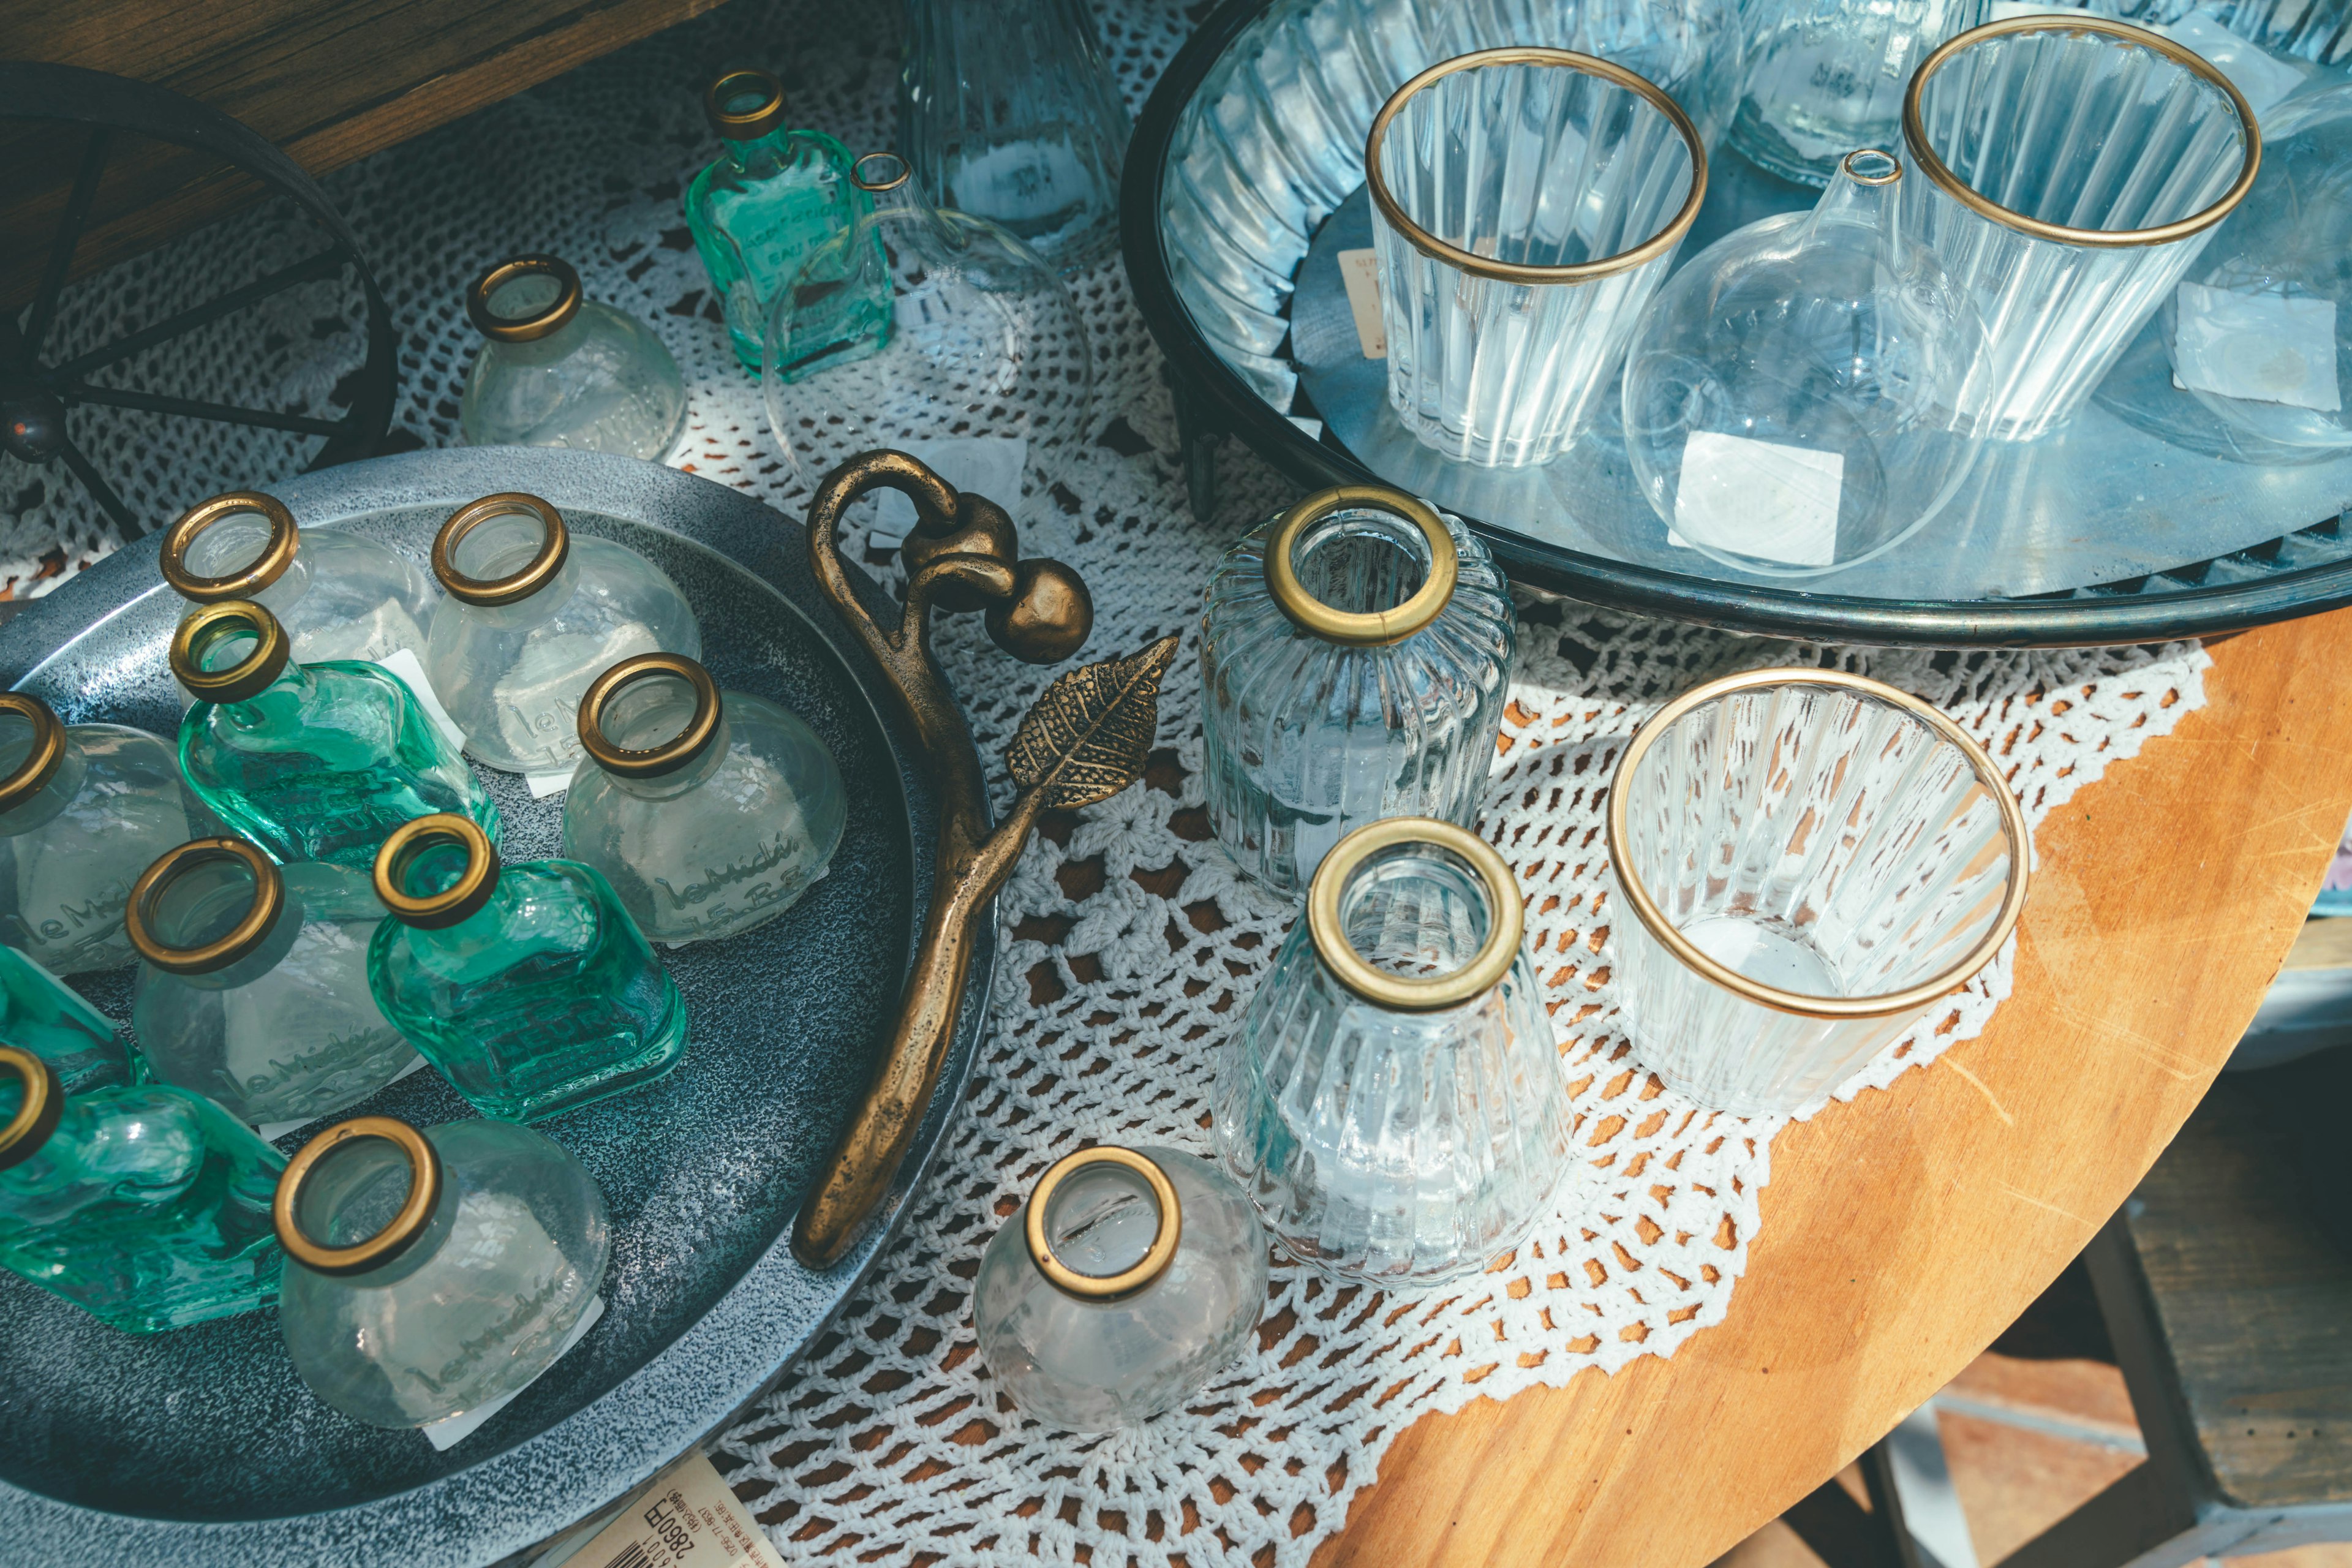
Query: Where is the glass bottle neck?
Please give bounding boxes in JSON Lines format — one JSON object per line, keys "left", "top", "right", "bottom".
{"left": 295, "top": 1134, "right": 460, "bottom": 1287}
{"left": 601, "top": 716, "right": 733, "bottom": 799}
{"left": 724, "top": 128, "right": 802, "bottom": 180}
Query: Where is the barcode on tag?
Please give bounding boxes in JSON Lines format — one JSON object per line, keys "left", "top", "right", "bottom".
{"left": 598, "top": 1544, "right": 654, "bottom": 1568}
{"left": 532, "top": 1450, "right": 786, "bottom": 1568}
{"left": 1338, "top": 249, "right": 1387, "bottom": 360}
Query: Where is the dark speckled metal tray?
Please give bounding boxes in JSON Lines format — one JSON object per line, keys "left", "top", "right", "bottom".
{"left": 0, "top": 448, "right": 992, "bottom": 1567}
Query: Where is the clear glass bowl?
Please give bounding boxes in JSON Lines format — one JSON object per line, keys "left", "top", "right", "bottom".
{"left": 1213, "top": 819, "right": 1572, "bottom": 1284}
{"left": 162, "top": 491, "right": 438, "bottom": 671}
{"left": 276, "top": 1116, "right": 609, "bottom": 1428}
{"left": 974, "top": 1144, "right": 1265, "bottom": 1430}
{"left": 458, "top": 255, "right": 688, "bottom": 462}
{"left": 1200, "top": 486, "right": 1515, "bottom": 896}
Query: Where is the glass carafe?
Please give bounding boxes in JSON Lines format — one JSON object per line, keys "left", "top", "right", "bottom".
{"left": 162, "top": 490, "right": 437, "bottom": 671}
{"left": 0, "top": 942, "right": 129, "bottom": 1095}
{"left": 175, "top": 600, "right": 498, "bottom": 870}
{"left": 126, "top": 837, "right": 419, "bottom": 1132}
{"left": 421, "top": 494, "right": 702, "bottom": 777}
{"left": 560, "top": 654, "right": 846, "bottom": 946}
{"left": 0, "top": 1044, "right": 285, "bottom": 1333}
{"left": 458, "top": 255, "right": 688, "bottom": 461}
{"left": 275, "top": 1115, "right": 609, "bottom": 1427}
{"left": 0, "top": 692, "right": 193, "bottom": 974}
{"left": 367, "top": 815, "right": 688, "bottom": 1123}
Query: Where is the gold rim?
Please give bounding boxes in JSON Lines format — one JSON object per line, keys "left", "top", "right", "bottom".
{"left": 1365, "top": 47, "right": 1708, "bottom": 286}
{"left": 705, "top": 67, "right": 785, "bottom": 141}
{"left": 374, "top": 814, "right": 500, "bottom": 930}
{"left": 853, "top": 152, "right": 910, "bottom": 193}
{"left": 170, "top": 601, "right": 290, "bottom": 705}
{"left": 126, "top": 837, "right": 285, "bottom": 975}
{"left": 465, "top": 255, "right": 583, "bottom": 342}
{"left": 578, "top": 654, "right": 722, "bottom": 778}
{"left": 1266, "top": 486, "right": 1459, "bottom": 646}
{"left": 1842, "top": 149, "right": 1902, "bottom": 187}
{"left": 162, "top": 491, "right": 298, "bottom": 600}
{"left": 0, "top": 692, "right": 66, "bottom": 814}
{"left": 433, "top": 492, "right": 570, "bottom": 605}
{"left": 0, "top": 1046, "right": 62, "bottom": 1174}
{"left": 1306, "top": 818, "right": 1525, "bottom": 1011}
{"left": 1901, "top": 15, "right": 2261, "bottom": 249}
{"left": 1023, "top": 1146, "right": 1183, "bottom": 1302}
{"left": 274, "top": 1117, "right": 444, "bottom": 1276}
{"left": 1604, "top": 668, "right": 2032, "bottom": 1019}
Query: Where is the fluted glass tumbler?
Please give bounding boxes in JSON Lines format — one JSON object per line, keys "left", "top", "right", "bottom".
{"left": 1899, "top": 15, "right": 2262, "bottom": 441}
{"left": 1215, "top": 820, "right": 1571, "bottom": 1284}
{"left": 1366, "top": 47, "right": 1706, "bottom": 468}
{"left": 1731, "top": 0, "right": 1986, "bottom": 186}
{"left": 1605, "top": 669, "right": 2030, "bottom": 1117}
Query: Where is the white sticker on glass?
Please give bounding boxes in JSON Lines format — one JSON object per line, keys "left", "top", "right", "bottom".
{"left": 867, "top": 435, "right": 1030, "bottom": 549}
{"left": 1668, "top": 432, "right": 1844, "bottom": 568}
{"left": 2174, "top": 283, "right": 2342, "bottom": 412}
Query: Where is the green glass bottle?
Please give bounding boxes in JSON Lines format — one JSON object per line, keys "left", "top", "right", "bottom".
{"left": 0, "top": 941, "right": 131, "bottom": 1095}
{"left": 683, "top": 66, "right": 880, "bottom": 369}
{"left": 0, "top": 1044, "right": 285, "bottom": 1333}
{"left": 174, "top": 600, "right": 499, "bottom": 872}
{"left": 366, "top": 814, "right": 687, "bottom": 1123}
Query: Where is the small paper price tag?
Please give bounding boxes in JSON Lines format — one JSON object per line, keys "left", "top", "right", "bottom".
{"left": 867, "top": 435, "right": 1030, "bottom": 549}
{"left": 538, "top": 1449, "right": 786, "bottom": 1568}
{"left": 1668, "top": 431, "right": 1843, "bottom": 568}
{"left": 1337, "top": 249, "right": 1387, "bottom": 360}
{"left": 2173, "top": 282, "right": 2342, "bottom": 413}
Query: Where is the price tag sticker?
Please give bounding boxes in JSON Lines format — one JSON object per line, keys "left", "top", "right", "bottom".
{"left": 536, "top": 1449, "right": 787, "bottom": 1568}
{"left": 1668, "top": 431, "right": 1843, "bottom": 568}
{"left": 867, "top": 435, "right": 1030, "bottom": 549}
{"left": 2173, "top": 282, "right": 2342, "bottom": 412}
{"left": 1338, "top": 249, "right": 1388, "bottom": 360}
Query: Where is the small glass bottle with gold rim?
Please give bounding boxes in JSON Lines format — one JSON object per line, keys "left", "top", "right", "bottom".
{"left": 457, "top": 255, "right": 688, "bottom": 461}
{"left": 162, "top": 491, "right": 437, "bottom": 671}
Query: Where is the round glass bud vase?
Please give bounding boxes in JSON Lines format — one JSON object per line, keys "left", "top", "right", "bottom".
{"left": 368, "top": 815, "right": 688, "bottom": 1123}
{"left": 458, "top": 255, "right": 688, "bottom": 462}
{"left": 1213, "top": 820, "right": 1573, "bottom": 1284}
{"left": 0, "top": 692, "right": 192, "bottom": 975}
{"left": 0, "top": 1045, "right": 286, "bottom": 1333}
{"left": 173, "top": 600, "right": 499, "bottom": 871}
{"left": 423, "top": 493, "right": 703, "bottom": 777}
{"left": 126, "top": 838, "right": 420, "bottom": 1132}
{"left": 162, "top": 491, "right": 437, "bottom": 669}
{"left": 1199, "top": 486, "right": 1515, "bottom": 897}
{"left": 274, "top": 1115, "right": 609, "bottom": 1427}
{"left": 1621, "top": 149, "right": 1991, "bottom": 579}
{"left": 974, "top": 1145, "right": 1266, "bottom": 1431}
{"left": 560, "top": 654, "right": 846, "bottom": 946}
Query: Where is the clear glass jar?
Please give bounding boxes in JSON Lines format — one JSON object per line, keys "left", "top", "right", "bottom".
{"left": 973, "top": 1144, "right": 1265, "bottom": 1430}
{"left": 1200, "top": 486, "right": 1515, "bottom": 897}
{"left": 457, "top": 255, "right": 688, "bottom": 462}
{"left": 0, "top": 943, "right": 129, "bottom": 1095}
{"left": 0, "top": 1044, "right": 285, "bottom": 1333}
{"left": 1213, "top": 819, "right": 1572, "bottom": 1284}
{"left": 560, "top": 654, "right": 846, "bottom": 946}
{"left": 0, "top": 692, "right": 193, "bottom": 974}
{"left": 275, "top": 1115, "right": 609, "bottom": 1427}
{"left": 126, "top": 838, "right": 419, "bottom": 1131}
{"left": 1730, "top": 0, "right": 1988, "bottom": 186}
{"left": 162, "top": 490, "right": 437, "bottom": 670}
{"left": 174, "top": 600, "right": 499, "bottom": 871}
{"left": 422, "top": 493, "right": 703, "bottom": 777}
{"left": 367, "top": 815, "right": 687, "bottom": 1123}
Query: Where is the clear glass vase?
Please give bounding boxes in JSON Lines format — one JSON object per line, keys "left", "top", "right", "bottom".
{"left": 422, "top": 493, "right": 702, "bottom": 777}
{"left": 1200, "top": 486, "right": 1515, "bottom": 897}
{"left": 560, "top": 654, "right": 846, "bottom": 946}
{"left": 0, "top": 943, "right": 129, "bottom": 1095}
{"left": 899, "top": 0, "right": 1131, "bottom": 272}
{"left": 163, "top": 490, "right": 437, "bottom": 672}
{"left": 367, "top": 815, "right": 687, "bottom": 1123}
{"left": 1729, "top": 0, "right": 1988, "bottom": 186}
{"left": 0, "top": 692, "right": 193, "bottom": 975}
{"left": 1213, "top": 820, "right": 1572, "bottom": 1284}
{"left": 458, "top": 255, "right": 688, "bottom": 462}
{"left": 1621, "top": 148, "right": 1990, "bottom": 578}
{"left": 0, "top": 1045, "right": 285, "bottom": 1333}
{"left": 174, "top": 601, "right": 499, "bottom": 872}
{"left": 1437, "top": 0, "right": 1746, "bottom": 146}
{"left": 974, "top": 1144, "right": 1265, "bottom": 1431}
{"left": 276, "top": 1115, "right": 609, "bottom": 1428}
{"left": 127, "top": 838, "right": 418, "bottom": 1132}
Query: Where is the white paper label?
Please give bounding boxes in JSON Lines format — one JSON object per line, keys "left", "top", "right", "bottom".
{"left": 1668, "top": 432, "right": 1844, "bottom": 567}
{"left": 535, "top": 1447, "right": 788, "bottom": 1568}
{"left": 254, "top": 1054, "right": 432, "bottom": 1144}
{"left": 1338, "top": 249, "right": 1388, "bottom": 360}
{"left": 527, "top": 767, "right": 579, "bottom": 799}
{"left": 2173, "top": 282, "right": 2342, "bottom": 412}
{"left": 1287, "top": 416, "right": 1325, "bottom": 440}
{"left": 375, "top": 647, "right": 469, "bottom": 755}
{"left": 867, "top": 436, "right": 1030, "bottom": 549}
{"left": 420, "top": 1294, "right": 605, "bottom": 1452}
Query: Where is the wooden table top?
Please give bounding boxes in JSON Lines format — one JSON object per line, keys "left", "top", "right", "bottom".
{"left": 1315, "top": 612, "right": 2352, "bottom": 1568}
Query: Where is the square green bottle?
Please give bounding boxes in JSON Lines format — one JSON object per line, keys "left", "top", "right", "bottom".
{"left": 366, "top": 813, "right": 687, "bottom": 1123}
{"left": 173, "top": 599, "right": 499, "bottom": 872}
{"left": 0, "top": 1045, "right": 285, "bottom": 1333}
{"left": 0, "top": 941, "right": 132, "bottom": 1095}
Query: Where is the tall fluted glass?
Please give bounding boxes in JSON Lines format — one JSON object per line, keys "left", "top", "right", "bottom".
{"left": 1605, "top": 669, "right": 2029, "bottom": 1117}
{"left": 1367, "top": 48, "right": 1707, "bottom": 467}
{"left": 1731, "top": 0, "right": 1987, "bottom": 186}
{"left": 1899, "top": 15, "right": 2261, "bottom": 441}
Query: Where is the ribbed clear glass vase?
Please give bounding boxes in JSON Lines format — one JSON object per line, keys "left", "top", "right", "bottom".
{"left": 1730, "top": 0, "right": 1987, "bottom": 186}
{"left": 1200, "top": 486, "right": 1514, "bottom": 897}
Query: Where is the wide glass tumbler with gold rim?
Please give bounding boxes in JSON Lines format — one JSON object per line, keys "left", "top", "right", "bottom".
{"left": 1605, "top": 669, "right": 2030, "bottom": 1118}
{"left": 1366, "top": 47, "right": 1707, "bottom": 469}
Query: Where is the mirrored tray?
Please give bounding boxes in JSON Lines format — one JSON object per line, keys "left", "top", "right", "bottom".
{"left": 0, "top": 448, "right": 992, "bottom": 1568}
{"left": 1125, "top": 0, "right": 2352, "bottom": 646}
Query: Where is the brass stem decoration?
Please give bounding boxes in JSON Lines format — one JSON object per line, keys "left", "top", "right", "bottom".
{"left": 794, "top": 448, "right": 1178, "bottom": 1268}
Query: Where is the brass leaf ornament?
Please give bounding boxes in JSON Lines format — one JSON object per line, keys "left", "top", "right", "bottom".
{"left": 1008, "top": 633, "right": 1179, "bottom": 809}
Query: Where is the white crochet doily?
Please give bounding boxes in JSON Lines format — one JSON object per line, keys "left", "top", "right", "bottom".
{"left": 4, "top": 2, "right": 2212, "bottom": 1562}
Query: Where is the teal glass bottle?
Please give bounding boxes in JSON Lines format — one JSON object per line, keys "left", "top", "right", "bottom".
{"left": 0, "top": 1044, "right": 285, "bottom": 1333}
{"left": 366, "top": 814, "right": 687, "bottom": 1123}
{"left": 0, "top": 943, "right": 130, "bottom": 1095}
{"left": 174, "top": 600, "right": 499, "bottom": 871}
{"left": 683, "top": 66, "right": 880, "bottom": 369}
